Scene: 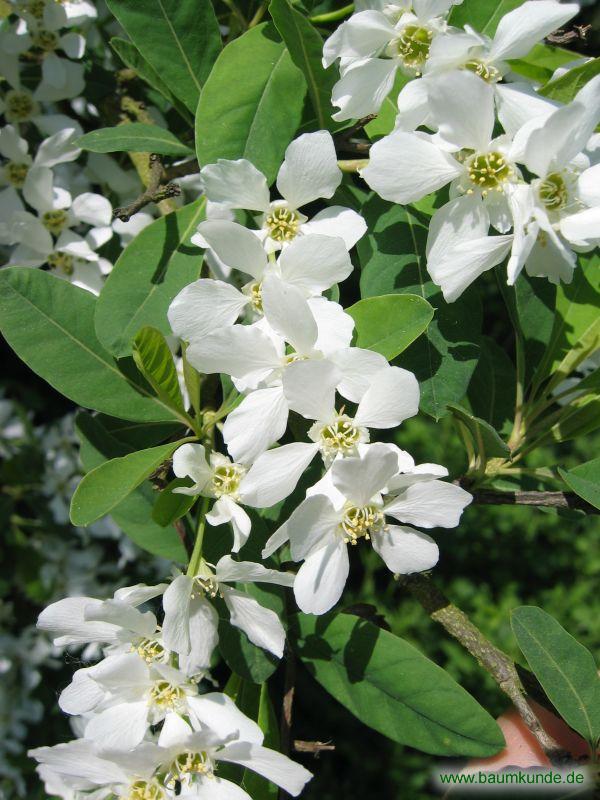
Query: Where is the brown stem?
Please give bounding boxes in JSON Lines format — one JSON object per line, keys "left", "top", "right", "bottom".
{"left": 547, "top": 24, "right": 591, "bottom": 44}
{"left": 403, "top": 574, "right": 572, "bottom": 766}
{"left": 113, "top": 153, "right": 181, "bottom": 221}
{"left": 471, "top": 490, "right": 599, "bottom": 515}
{"left": 293, "top": 740, "right": 335, "bottom": 756}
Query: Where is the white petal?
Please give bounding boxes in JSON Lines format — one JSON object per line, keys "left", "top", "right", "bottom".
{"left": 277, "top": 131, "right": 341, "bottom": 209}
{"left": 578, "top": 164, "right": 600, "bottom": 208}
{"left": 429, "top": 70, "right": 494, "bottom": 151}
{"left": 172, "top": 443, "right": 212, "bottom": 492}
{"left": 262, "top": 275, "right": 318, "bottom": 354}
{"left": 307, "top": 297, "right": 355, "bottom": 355}
{"left": 161, "top": 574, "right": 194, "bottom": 655}
{"left": 0, "top": 124, "right": 28, "bottom": 161}
{"left": 283, "top": 359, "right": 340, "bottom": 420}
{"left": 187, "top": 325, "right": 281, "bottom": 382}
{"left": 58, "top": 670, "right": 104, "bottom": 715}
{"left": 321, "top": 10, "right": 395, "bottom": 64}
{"left": 284, "top": 494, "right": 340, "bottom": 561}
{"left": 195, "top": 220, "right": 268, "bottom": 279}
{"left": 301, "top": 206, "right": 367, "bottom": 249}
{"left": 188, "top": 692, "right": 263, "bottom": 744}
{"left": 71, "top": 192, "right": 112, "bottom": 226}
{"left": 331, "top": 57, "right": 399, "bottom": 121}
{"left": 180, "top": 777, "right": 251, "bottom": 800}
{"left": 29, "top": 740, "right": 128, "bottom": 786}
{"left": 59, "top": 32, "right": 86, "bottom": 59}
{"left": 113, "top": 582, "right": 167, "bottom": 606}
{"left": 293, "top": 538, "right": 349, "bottom": 615}
{"left": 384, "top": 480, "right": 472, "bottom": 528}
{"left": 84, "top": 600, "right": 156, "bottom": 638}
{"left": 371, "top": 525, "right": 439, "bottom": 573}
{"left": 216, "top": 555, "right": 296, "bottom": 586}
{"left": 42, "top": 52, "right": 66, "bottom": 88}
{"left": 560, "top": 207, "right": 600, "bottom": 246}
{"left": 354, "top": 366, "right": 420, "bottom": 428}
{"left": 495, "top": 82, "right": 558, "bottom": 139}
{"left": 183, "top": 597, "right": 219, "bottom": 673}
{"left": 168, "top": 279, "right": 249, "bottom": 343}
{"left": 207, "top": 495, "right": 251, "bottom": 552}
{"left": 221, "top": 586, "right": 287, "bottom": 658}
{"left": 241, "top": 442, "right": 319, "bottom": 508}
{"left": 278, "top": 234, "right": 352, "bottom": 294}
{"left": 84, "top": 701, "right": 149, "bottom": 751}
{"left": 23, "top": 166, "right": 55, "bottom": 213}
{"left": 557, "top": 74, "right": 600, "bottom": 168}
{"left": 37, "top": 597, "right": 119, "bottom": 645}
{"left": 217, "top": 743, "right": 312, "bottom": 796}
{"left": 223, "top": 386, "right": 288, "bottom": 463}
{"left": 331, "top": 442, "right": 398, "bottom": 506}
{"left": 361, "top": 132, "right": 462, "bottom": 204}
{"left": 395, "top": 78, "right": 431, "bottom": 131}
{"left": 330, "top": 347, "right": 389, "bottom": 403}
{"left": 200, "top": 159, "right": 270, "bottom": 211}
{"left": 55, "top": 230, "right": 99, "bottom": 262}
{"left": 489, "top": 0, "right": 579, "bottom": 61}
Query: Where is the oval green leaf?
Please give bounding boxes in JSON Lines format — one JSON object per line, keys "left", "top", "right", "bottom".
{"left": 559, "top": 457, "right": 600, "bottom": 512}
{"left": 0, "top": 268, "right": 179, "bottom": 423}
{"left": 95, "top": 200, "right": 205, "bottom": 358}
{"left": 291, "top": 612, "right": 505, "bottom": 757}
{"left": 132, "top": 326, "right": 185, "bottom": 417}
{"left": 76, "top": 123, "right": 193, "bottom": 157}
{"left": 195, "top": 23, "right": 306, "bottom": 184}
{"left": 511, "top": 606, "right": 600, "bottom": 745}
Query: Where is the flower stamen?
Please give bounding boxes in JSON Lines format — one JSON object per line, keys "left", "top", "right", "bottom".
{"left": 266, "top": 207, "right": 300, "bottom": 242}
{"left": 340, "top": 504, "right": 385, "bottom": 545}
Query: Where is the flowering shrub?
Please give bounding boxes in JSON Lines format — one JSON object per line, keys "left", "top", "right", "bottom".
{"left": 1, "top": 0, "right": 599, "bottom": 797}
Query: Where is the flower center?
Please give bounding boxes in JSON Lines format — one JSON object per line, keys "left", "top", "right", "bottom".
{"left": 467, "top": 151, "right": 511, "bottom": 194}
{"left": 211, "top": 463, "right": 244, "bottom": 498}
{"left": 42, "top": 209, "right": 68, "bottom": 235}
{"left": 248, "top": 281, "right": 263, "bottom": 313}
{"left": 266, "top": 207, "right": 300, "bottom": 242}
{"left": 122, "top": 780, "right": 166, "bottom": 800}
{"left": 340, "top": 504, "right": 384, "bottom": 545}
{"left": 172, "top": 750, "right": 215, "bottom": 779}
{"left": 32, "top": 29, "right": 59, "bottom": 51}
{"left": 133, "top": 637, "right": 166, "bottom": 664}
{"left": 464, "top": 59, "right": 501, "bottom": 83}
{"left": 193, "top": 573, "right": 219, "bottom": 598}
{"left": 538, "top": 172, "right": 568, "bottom": 211}
{"left": 22, "top": 0, "right": 45, "bottom": 19}
{"left": 5, "top": 90, "right": 36, "bottom": 122}
{"left": 6, "top": 161, "right": 29, "bottom": 188}
{"left": 149, "top": 680, "right": 186, "bottom": 711}
{"left": 395, "top": 25, "right": 432, "bottom": 72}
{"left": 318, "top": 416, "right": 363, "bottom": 458}
{"left": 47, "top": 251, "right": 74, "bottom": 275}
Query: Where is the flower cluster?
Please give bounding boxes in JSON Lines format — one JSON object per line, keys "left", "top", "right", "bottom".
{"left": 326, "top": 0, "right": 600, "bottom": 298}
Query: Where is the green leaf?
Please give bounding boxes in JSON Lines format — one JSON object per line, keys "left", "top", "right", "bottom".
{"left": 70, "top": 439, "right": 189, "bottom": 526}
{"left": 540, "top": 58, "right": 600, "bottom": 103}
{"left": 75, "top": 412, "right": 187, "bottom": 560}
{"left": 270, "top": 0, "right": 337, "bottom": 131}
{"left": 559, "top": 457, "right": 600, "bottom": 512}
{"left": 508, "top": 43, "right": 576, "bottom": 84}
{"left": 132, "top": 327, "right": 185, "bottom": 417}
{"left": 447, "top": 0, "right": 522, "bottom": 35}
{"left": 357, "top": 198, "right": 482, "bottom": 420}
{"left": 152, "top": 478, "right": 196, "bottom": 526}
{"left": 532, "top": 254, "right": 600, "bottom": 396}
{"left": 448, "top": 403, "right": 510, "bottom": 460}
{"left": 347, "top": 293, "right": 434, "bottom": 360}
{"left": 291, "top": 612, "right": 505, "bottom": 757}
{"left": 467, "top": 336, "right": 516, "bottom": 435}
{"left": 110, "top": 37, "right": 192, "bottom": 122}
{"left": 75, "top": 124, "right": 193, "bottom": 157}
{"left": 196, "top": 23, "right": 307, "bottom": 184}
{"left": 0, "top": 268, "right": 179, "bottom": 424}
{"left": 95, "top": 200, "right": 205, "bottom": 358}
{"left": 106, "top": 0, "right": 221, "bottom": 113}
{"left": 548, "top": 397, "right": 600, "bottom": 444}
{"left": 511, "top": 606, "right": 600, "bottom": 745}
{"left": 95, "top": 416, "right": 183, "bottom": 450}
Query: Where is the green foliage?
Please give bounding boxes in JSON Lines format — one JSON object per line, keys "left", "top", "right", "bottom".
{"left": 106, "top": 0, "right": 222, "bottom": 113}
{"left": 152, "top": 478, "right": 196, "bottom": 526}
{"left": 95, "top": 201, "right": 206, "bottom": 358}
{"left": 291, "top": 611, "right": 505, "bottom": 757}
{"left": 540, "top": 57, "right": 600, "bottom": 103}
{"left": 195, "top": 23, "right": 307, "bottom": 183}
{"left": 0, "top": 269, "right": 178, "bottom": 423}
{"left": 511, "top": 606, "right": 600, "bottom": 746}
{"left": 75, "top": 124, "right": 193, "bottom": 156}
{"left": 346, "top": 294, "right": 434, "bottom": 360}
{"left": 357, "top": 198, "right": 481, "bottom": 419}
{"left": 467, "top": 337, "right": 516, "bottom": 436}
{"left": 448, "top": 404, "right": 510, "bottom": 461}
{"left": 132, "top": 327, "right": 186, "bottom": 418}
{"left": 270, "top": 0, "right": 338, "bottom": 131}
{"left": 447, "top": 0, "right": 522, "bottom": 35}
{"left": 70, "top": 439, "right": 189, "bottom": 525}
{"left": 559, "top": 457, "right": 600, "bottom": 512}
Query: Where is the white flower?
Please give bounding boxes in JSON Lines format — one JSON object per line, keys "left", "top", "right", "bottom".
{"left": 264, "top": 443, "right": 471, "bottom": 614}
{"left": 323, "top": 0, "right": 461, "bottom": 120}
{"left": 0, "top": 123, "right": 80, "bottom": 193}
{"left": 236, "top": 359, "right": 420, "bottom": 509}
{"left": 198, "top": 130, "right": 366, "bottom": 252}
{"left": 169, "top": 226, "right": 352, "bottom": 343}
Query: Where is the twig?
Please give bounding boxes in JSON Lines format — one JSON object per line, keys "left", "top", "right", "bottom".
{"left": 471, "top": 490, "right": 599, "bottom": 515}
{"left": 113, "top": 154, "right": 181, "bottom": 221}
{"left": 334, "top": 116, "right": 374, "bottom": 156}
{"left": 403, "top": 574, "right": 572, "bottom": 766}
{"left": 293, "top": 740, "right": 335, "bottom": 756}
{"left": 547, "top": 25, "right": 591, "bottom": 44}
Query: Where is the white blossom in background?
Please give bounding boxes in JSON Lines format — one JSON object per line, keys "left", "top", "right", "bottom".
{"left": 197, "top": 130, "right": 367, "bottom": 252}
{"left": 264, "top": 443, "right": 471, "bottom": 614}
